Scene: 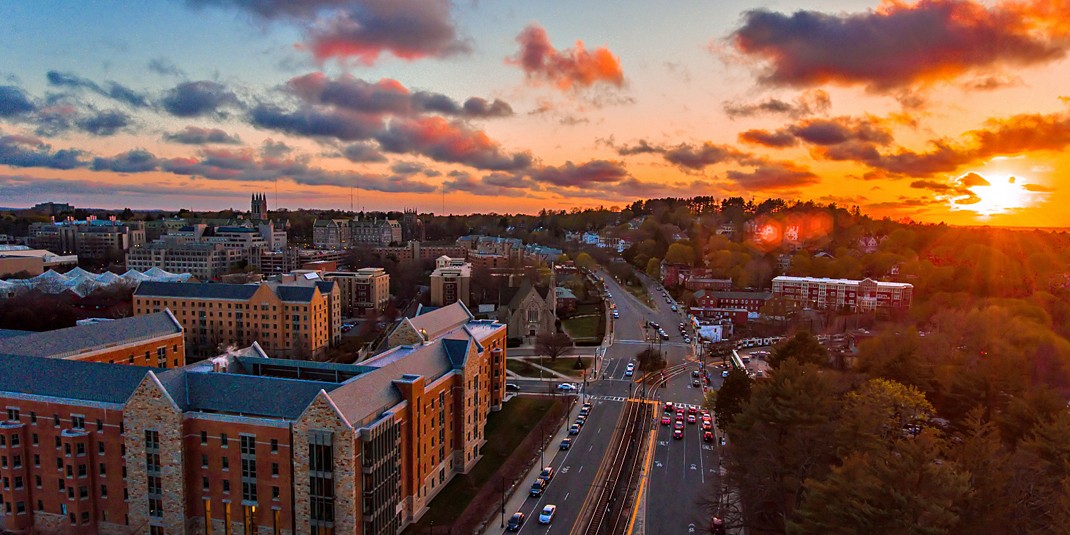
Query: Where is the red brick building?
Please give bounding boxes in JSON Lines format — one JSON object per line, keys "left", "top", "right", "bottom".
{"left": 771, "top": 276, "right": 913, "bottom": 311}
{"left": 0, "top": 311, "right": 185, "bottom": 368}
{"left": 684, "top": 269, "right": 732, "bottom": 292}
{"left": 691, "top": 290, "right": 772, "bottom": 314}
{"left": 0, "top": 305, "right": 507, "bottom": 535}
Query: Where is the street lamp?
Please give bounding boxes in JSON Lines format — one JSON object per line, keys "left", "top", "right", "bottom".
{"left": 500, "top": 476, "right": 506, "bottom": 528}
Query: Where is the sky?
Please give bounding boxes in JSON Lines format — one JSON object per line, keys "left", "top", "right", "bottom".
{"left": 1, "top": 1, "right": 1069, "bottom": 227}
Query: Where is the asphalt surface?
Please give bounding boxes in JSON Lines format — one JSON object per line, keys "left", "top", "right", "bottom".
{"left": 493, "top": 272, "right": 724, "bottom": 535}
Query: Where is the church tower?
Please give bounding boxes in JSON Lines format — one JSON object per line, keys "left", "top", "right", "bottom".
{"left": 251, "top": 193, "right": 268, "bottom": 220}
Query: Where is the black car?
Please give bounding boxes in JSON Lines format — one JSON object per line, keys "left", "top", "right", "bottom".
{"left": 507, "top": 512, "right": 526, "bottom": 531}
{"left": 560, "top": 437, "right": 573, "bottom": 450}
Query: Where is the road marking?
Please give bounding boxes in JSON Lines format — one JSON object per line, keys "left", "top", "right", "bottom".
{"left": 564, "top": 492, "right": 570, "bottom": 502}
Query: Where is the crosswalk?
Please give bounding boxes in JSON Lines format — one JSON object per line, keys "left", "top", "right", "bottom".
{"left": 586, "top": 394, "right": 705, "bottom": 411}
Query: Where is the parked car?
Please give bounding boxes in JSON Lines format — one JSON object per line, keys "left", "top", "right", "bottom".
{"left": 560, "top": 437, "right": 572, "bottom": 450}
{"left": 530, "top": 477, "right": 548, "bottom": 497}
{"left": 569, "top": 424, "right": 580, "bottom": 435}
{"left": 575, "top": 415, "right": 586, "bottom": 427}
{"left": 505, "top": 383, "right": 520, "bottom": 392}
{"left": 540, "top": 466, "right": 555, "bottom": 482}
{"left": 539, "top": 505, "right": 557, "bottom": 524}
{"left": 507, "top": 512, "right": 526, "bottom": 531}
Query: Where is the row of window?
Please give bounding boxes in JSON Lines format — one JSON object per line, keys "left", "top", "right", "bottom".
{"left": 2, "top": 410, "right": 121, "bottom": 434}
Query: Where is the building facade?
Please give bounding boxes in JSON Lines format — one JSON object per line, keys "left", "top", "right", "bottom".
{"left": 771, "top": 276, "right": 913, "bottom": 311}
{"left": 126, "top": 242, "right": 245, "bottom": 281}
{"left": 0, "top": 307, "right": 506, "bottom": 535}
{"left": 691, "top": 290, "right": 771, "bottom": 314}
{"left": 0, "top": 311, "right": 185, "bottom": 368}
{"left": 133, "top": 280, "right": 339, "bottom": 360}
{"left": 349, "top": 219, "right": 401, "bottom": 247}
{"left": 323, "top": 268, "right": 390, "bottom": 315}
{"left": 312, "top": 220, "right": 351, "bottom": 250}
{"left": 29, "top": 219, "right": 146, "bottom": 261}
{"left": 429, "top": 257, "right": 470, "bottom": 308}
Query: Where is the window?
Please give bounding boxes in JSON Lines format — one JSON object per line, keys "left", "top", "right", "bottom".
{"left": 201, "top": 454, "right": 208, "bottom": 468}
{"left": 271, "top": 439, "right": 278, "bottom": 452}
{"left": 99, "top": 463, "right": 106, "bottom": 476}
{"left": 53, "top": 414, "right": 59, "bottom": 427}
{"left": 10, "top": 433, "right": 18, "bottom": 447}
{"left": 78, "top": 464, "right": 87, "bottom": 478}
{"left": 56, "top": 458, "right": 62, "bottom": 469}
{"left": 58, "top": 479, "right": 64, "bottom": 491}
{"left": 220, "top": 433, "right": 228, "bottom": 447}
{"left": 221, "top": 457, "right": 229, "bottom": 470}
{"left": 76, "top": 443, "right": 85, "bottom": 456}
{"left": 35, "top": 475, "right": 41, "bottom": 487}
{"left": 30, "top": 412, "right": 36, "bottom": 424}
{"left": 6, "top": 408, "right": 19, "bottom": 421}
{"left": 223, "top": 480, "right": 230, "bottom": 493}
{"left": 97, "top": 419, "right": 103, "bottom": 433}
{"left": 56, "top": 437, "right": 61, "bottom": 449}
{"left": 201, "top": 431, "right": 208, "bottom": 445}
{"left": 33, "top": 454, "right": 39, "bottom": 467}
{"left": 32, "top": 433, "right": 38, "bottom": 446}
{"left": 202, "top": 476, "right": 209, "bottom": 491}
{"left": 12, "top": 455, "right": 20, "bottom": 468}
{"left": 99, "top": 443, "right": 105, "bottom": 455}
{"left": 100, "top": 485, "right": 108, "bottom": 498}
{"left": 272, "top": 462, "right": 279, "bottom": 476}
{"left": 273, "top": 486, "right": 280, "bottom": 500}
{"left": 71, "top": 415, "right": 84, "bottom": 429}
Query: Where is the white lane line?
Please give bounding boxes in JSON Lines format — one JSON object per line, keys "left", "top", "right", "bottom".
{"left": 564, "top": 492, "right": 570, "bottom": 502}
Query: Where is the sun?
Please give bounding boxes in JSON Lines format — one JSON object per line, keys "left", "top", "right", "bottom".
{"left": 952, "top": 172, "right": 1036, "bottom": 217}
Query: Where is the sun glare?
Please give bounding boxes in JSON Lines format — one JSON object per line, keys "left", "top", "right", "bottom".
{"left": 953, "top": 173, "right": 1036, "bottom": 217}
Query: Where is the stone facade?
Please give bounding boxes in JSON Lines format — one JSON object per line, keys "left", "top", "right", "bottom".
{"left": 293, "top": 392, "right": 357, "bottom": 535}
{"left": 123, "top": 374, "right": 187, "bottom": 535}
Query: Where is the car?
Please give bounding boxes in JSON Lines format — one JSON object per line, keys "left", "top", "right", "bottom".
{"left": 505, "top": 383, "right": 520, "bottom": 392}
{"left": 688, "top": 406, "right": 698, "bottom": 415}
{"left": 539, "top": 505, "right": 557, "bottom": 524}
{"left": 540, "top": 466, "right": 555, "bottom": 482}
{"left": 661, "top": 415, "right": 671, "bottom": 425}
{"left": 557, "top": 383, "right": 577, "bottom": 392}
{"left": 683, "top": 336, "right": 691, "bottom": 343}
{"left": 530, "top": 477, "right": 548, "bottom": 497}
{"left": 692, "top": 379, "right": 702, "bottom": 388}
{"left": 579, "top": 406, "right": 590, "bottom": 417}
{"left": 721, "top": 370, "right": 730, "bottom": 378}
{"left": 687, "top": 414, "right": 697, "bottom": 424}
{"left": 612, "top": 311, "right": 620, "bottom": 319}
{"left": 648, "top": 321, "right": 659, "bottom": 329}
{"left": 560, "top": 437, "right": 572, "bottom": 450}
{"left": 691, "top": 370, "right": 700, "bottom": 378}
{"left": 674, "top": 420, "right": 684, "bottom": 430}
{"left": 569, "top": 424, "right": 580, "bottom": 435}
{"left": 624, "top": 368, "right": 633, "bottom": 377}
{"left": 675, "top": 410, "right": 685, "bottom": 419}
{"left": 660, "top": 332, "right": 669, "bottom": 340}
{"left": 673, "top": 428, "right": 684, "bottom": 440}
{"left": 702, "top": 421, "right": 713, "bottom": 431}
{"left": 663, "top": 401, "right": 674, "bottom": 412}
{"left": 671, "top": 305, "right": 678, "bottom": 311}
{"left": 575, "top": 415, "right": 586, "bottom": 427}
{"left": 507, "top": 512, "right": 526, "bottom": 531}
{"left": 703, "top": 431, "right": 715, "bottom": 443}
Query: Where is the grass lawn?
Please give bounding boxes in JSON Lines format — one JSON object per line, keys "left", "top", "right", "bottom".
{"left": 506, "top": 358, "right": 539, "bottom": 377}
{"left": 402, "top": 397, "right": 557, "bottom": 533}
{"left": 538, "top": 356, "right": 591, "bottom": 377}
{"left": 622, "top": 283, "right": 654, "bottom": 309}
{"left": 562, "top": 314, "right": 600, "bottom": 340}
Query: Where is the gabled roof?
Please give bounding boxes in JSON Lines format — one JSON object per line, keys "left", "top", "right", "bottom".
{"left": 406, "top": 301, "right": 474, "bottom": 340}
{"left": 0, "top": 311, "right": 182, "bottom": 359}
{"left": 183, "top": 372, "right": 340, "bottom": 419}
{"left": 0, "top": 353, "right": 153, "bottom": 404}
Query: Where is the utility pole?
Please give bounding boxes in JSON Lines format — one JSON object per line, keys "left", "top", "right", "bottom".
{"left": 501, "top": 476, "right": 506, "bottom": 528}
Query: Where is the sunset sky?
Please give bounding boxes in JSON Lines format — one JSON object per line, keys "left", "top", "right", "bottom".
{"left": 1, "top": 0, "right": 1068, "bottom": 226}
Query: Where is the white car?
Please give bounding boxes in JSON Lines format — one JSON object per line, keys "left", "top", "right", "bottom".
{"left": 557, "top": 383, "right": 578, "bottom": 392}
{"left": 539, "top": 504, "right": 557, "bottom": 524}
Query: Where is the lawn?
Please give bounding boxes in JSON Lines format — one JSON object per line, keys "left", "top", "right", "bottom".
{"left": 402, "top": 397, "right": 557, "bottom": 533}
{"left": 506, "top": 358, "right": 539, "bottom": 377}
{"left": 622, "top": 282, "right": 654, "bottom": 309}
{"left": 537, "top": 356, "right": 591, "bottom": 377}
{"left": 562, "top": 314, "right": 601, "bottom": 340}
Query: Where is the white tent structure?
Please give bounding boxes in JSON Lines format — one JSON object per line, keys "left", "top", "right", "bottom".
{"left": 0, "top": 268, "right": 193, "bottom": 299}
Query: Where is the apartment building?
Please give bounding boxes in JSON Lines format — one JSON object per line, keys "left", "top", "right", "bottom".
{"left": 323, "top": 268, "right": 390, "bottom": 315}
{"left": 0, "top": 303, "right": 506, "bottom": 535}
{"left": 28, "top": 219, "right": 146, "bottom": 261}
{"left": 0, "top": 248, "right": 78, "bottom": 277}
{"left": 771, "top": 276, "right": 913, "bottom": 311}
{"left": 259, "top": 249, "right": 348, "bottom": 276}
{"left": 126, "top": 242, "right": 245, "bottom": 281}
{"left": 133, "top": 280, "right": 339, "bottom": 360}
{"left": 349, "top": 219, "right": 402, "bottom": 247}
{"left": 0, "top": 311, "right": 185, "bottom": 368}
{"left": 371, "top": 242, "right": 467, "bottom": 264}
{"left": 429, "top": 256, "right": 470, "bottom": 308}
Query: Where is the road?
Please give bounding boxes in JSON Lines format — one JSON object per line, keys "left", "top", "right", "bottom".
{"left": 496, "top": 272, "right": 722, "bottom": 535}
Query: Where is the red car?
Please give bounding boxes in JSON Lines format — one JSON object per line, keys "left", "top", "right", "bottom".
{"left": 687, "top": 414, "right": 697, "bottom": 424}
{"left": 703, "top": 431, "right": 714, "bottom": 442}
{"left": 664, "top": 402, "right": 674, "bottom": 413}
{"left": 674, "top": 419, "right": 685, "bottom": 430}
{"left": 702, "top": 421, "right": 713, "bottom": 431}
{"left": 687, "top": 406, "right": 698, "bottom": 415}
{"left": 673, "top": 428, "right": 684, "bottom": 440}
{"left": 661, "top": 415, "right": 671, "bottom": 426}
{"left": 675, "top": 410, "right": 685, "bottom": 420}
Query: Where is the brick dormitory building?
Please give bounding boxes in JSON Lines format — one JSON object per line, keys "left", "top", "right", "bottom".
{"left": 0, "top": 301, "right": 507, "bottom": 535}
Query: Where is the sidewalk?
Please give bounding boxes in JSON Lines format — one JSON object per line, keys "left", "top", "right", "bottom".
{"left": 480, "top": 398, "right": 582, "bottom": 535}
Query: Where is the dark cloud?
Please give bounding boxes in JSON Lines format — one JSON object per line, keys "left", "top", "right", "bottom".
{"left": 731, "top": 0, "right": 1070, "bottom": 90}
{"left": 614, "top": 139, "right": 662, "bottom": 156}
{"left": 91, "top": 149, "right": 160, "bottom": 173}
{"left": 249, "top": 103, "right": 382, "bottom": 141}
{"left": 184, "top": 0, "right": 350, "bottom": 19}
{"left": 75, "top": 110, "right": 131, "bottom": 136}
{"left": 303, "top": 0, "right": 469, "bottom": 64}
{"left": 46, "top": 71, "right": 149, "bottom": 107}
{"left": 789, "top": 117, "right": 893, "bottom": 146}
{"left": 161, "top": 81, "right": 241, "bottom": 117}
{"left": 163, "top": 126, "right": 242, "bottom": 145}
{"left": 260, "top": 139, "right": 293, "bottom": 158}
{"left": 0, "top": 133, "right": 84, "bottom": 169}
{"left": 286, "top": 73, "right": 513, "bottom": 118}
{"left": 376, "top": 117, "right": 532, "bottom": 171}
{"left": 509, "top": 23, "right": 624, "bottom": 91}
{"left": 147, "top": 57, "right": 186, "bottom": 78}
{"left": 0, "top": 86, "right": 35, "bottom": 117}
{"left": 725, "top": 160, "right": 819, "bottom": 190}
{"left": 390, "top": 161, "right": 441, "bottom": 177}
{"left": 909, "top": 179, "right": 956, "bottom": 192}
{"left": 340, "top": 142, "right": 386, "bottom": 162}
{"left": 738, "top": 129, "right": 798, "bottom": 148}
{"left": 663, "top": 142, "right": 745, "bottom": 170}
{"left": 529, "top": 160, "right": 629, "bottom": 188}
{"left": 723, "top": 89, "right": 830, "bottom": 119}
{"left": 442, "top": 171, "right": 534, "bottom": 197}
{"left": 958, "top": 171, "right": 991, "bottom": 187}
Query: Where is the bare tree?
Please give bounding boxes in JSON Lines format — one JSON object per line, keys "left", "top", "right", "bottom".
{"left": 535, "top": 329, "right": 572, "bottom": 362}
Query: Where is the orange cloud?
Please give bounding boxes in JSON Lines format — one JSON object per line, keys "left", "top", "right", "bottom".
{"left": 509, "top": 23, "right": 624, "bottom": 91}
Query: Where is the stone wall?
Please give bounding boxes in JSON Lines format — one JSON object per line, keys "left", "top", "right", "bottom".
{"left": 123, "top": 373, "right": 187, "bottom": 535}
{"left": 292, "top": 393, "right": 357, "bottom": 535}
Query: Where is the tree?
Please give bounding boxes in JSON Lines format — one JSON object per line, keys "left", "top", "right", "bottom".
{"left": 665, "top": 242, "right": 696, "bottom": 265}
{"left": 535, "top": 330, "right": 572, "bottom": 362}
{"left": 713, "top": 368, "right": 752, "bottom": 428}
{"left": 575, "top": 251, "right": 597, "bottom": 271}
{"left": 835, "top": 378, "right": 935, "bottom": 457}
{"left": 768, "top": 331, "right": 828, "bottom": 369}
{"left": 789, "top": 433, "right": 969, "bottom": 535}
{"left": 645, "top": 257, "right": 660, "bottom": 279}
{"left": 635, "top": 347, "right": 665, "bottom": 373}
